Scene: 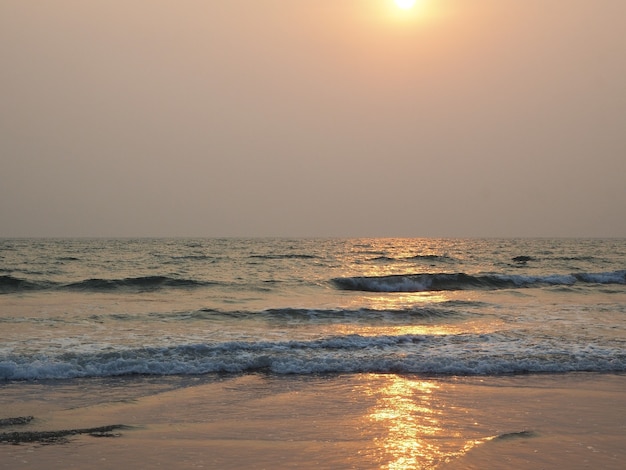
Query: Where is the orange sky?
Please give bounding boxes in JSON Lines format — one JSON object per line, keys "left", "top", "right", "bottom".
{"left": 1, "top": 1, "right": 625, "bottom": 237}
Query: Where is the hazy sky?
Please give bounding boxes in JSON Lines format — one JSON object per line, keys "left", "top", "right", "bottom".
{"left": 2, "top": 1, "right": 625, "bottom": 237}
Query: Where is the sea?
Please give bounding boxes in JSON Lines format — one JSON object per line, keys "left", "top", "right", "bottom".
{"left": 1, "top": 237, "right": 625, "bottom": 380}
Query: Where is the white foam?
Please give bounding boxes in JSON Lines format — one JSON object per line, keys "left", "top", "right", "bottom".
{"left": 577, "top": 270, "right": 626, "bottom": 284}
{"left": 2, "top": 333, "right": 624, "bottom": 380}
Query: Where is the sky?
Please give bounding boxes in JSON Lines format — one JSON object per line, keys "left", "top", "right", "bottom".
{"left": 1, "top": 0, "right": 625, "bottom": 238}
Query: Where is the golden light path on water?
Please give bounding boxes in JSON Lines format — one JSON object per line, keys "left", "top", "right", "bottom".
{"left": 329, "top": 238, "right": 507, "bottom": 466}
{"left": 364, "top": 374, "right": 490, "bottom": 469}
{"left": 331, "top": 289, "right": 504, "bottom": 339}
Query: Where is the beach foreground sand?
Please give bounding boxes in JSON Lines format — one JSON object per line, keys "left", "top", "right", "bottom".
{"left": 1, "top": 373, "right": 624, "bottom": 469}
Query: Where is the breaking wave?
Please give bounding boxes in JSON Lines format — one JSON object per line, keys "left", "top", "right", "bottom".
{"left": 332, "top": 270, "right": 626, "bottom": 293}
{"left": 1, "top": 333, "right": 624, "bottom": 380}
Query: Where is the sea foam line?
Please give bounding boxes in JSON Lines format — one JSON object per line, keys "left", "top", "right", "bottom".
{"left": 1, "top": 333, "right": 624, "bottom": 380}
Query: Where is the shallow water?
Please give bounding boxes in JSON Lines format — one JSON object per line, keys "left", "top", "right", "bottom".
{"left": 2, "top": 373, "right": 625, "bottom": 469}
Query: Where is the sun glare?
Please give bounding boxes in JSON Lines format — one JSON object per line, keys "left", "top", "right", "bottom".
{"left": 365, "top": 375, "right": 490, "bottom": 468}
{"left": 395, "top": 0, "right": 416, "bottom": 10}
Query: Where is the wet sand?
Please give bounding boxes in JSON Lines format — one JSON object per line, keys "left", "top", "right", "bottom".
{"left": 1, "top": 373, "right": 625, "bottom": 469}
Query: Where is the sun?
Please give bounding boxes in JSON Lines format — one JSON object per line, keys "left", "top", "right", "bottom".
{"left": 395, "top": 0, "right": 416, "bottom": 9}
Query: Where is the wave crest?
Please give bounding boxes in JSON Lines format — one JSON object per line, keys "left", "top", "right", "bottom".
{"left": 0, "top": 275, "right": 213, "bottom": 294}
{"left": 64, "top": 276, "right": 213, "bottom": 292}
{"left": 2, "top": 333, "right": 624, "bottom": 380}
{"left": 0, "top": 275, "right": 49, "bottom": 294}
{"left": 332, "top": 270, "right": 626, "bottom": 292}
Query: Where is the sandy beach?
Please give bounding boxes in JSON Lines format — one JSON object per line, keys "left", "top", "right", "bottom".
{"left": 1, "top": 372, "right": 624, "bottom": 469}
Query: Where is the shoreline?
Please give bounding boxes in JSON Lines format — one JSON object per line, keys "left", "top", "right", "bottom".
{"left": 1, "top": 372, "right": 625, "bottom": 469}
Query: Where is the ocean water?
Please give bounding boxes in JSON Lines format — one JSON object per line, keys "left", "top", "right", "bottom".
{"left": 1, "top": 238, "right": 625, "bottom": 380}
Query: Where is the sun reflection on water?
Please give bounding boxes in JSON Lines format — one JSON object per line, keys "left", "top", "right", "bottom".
{"left": 365, "top": 374, "right": 488, "bottom": 469}
{"left": 329, "top": 289, "right": 492, "bottom": 338}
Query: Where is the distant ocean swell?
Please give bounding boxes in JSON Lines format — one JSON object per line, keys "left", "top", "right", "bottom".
{"left": 0, "top": 305, "right": 471, "bottom": 326}
{"left": 194, "top": 305, "right": 467, "bottom": 323}
{"left": 369, "top": 254, "right": 453, "bottom": 263}
{"left": 2, "top": 270, "right": 625, "bottom": 295}
{"left": 0, "top": 275, "right": 215, "bottom": 294}
{"left": 332, "top": 270, "right": 626, "bottom": 293}
{"left": 1, "top": 333, "right": 624, "bottom": 380}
